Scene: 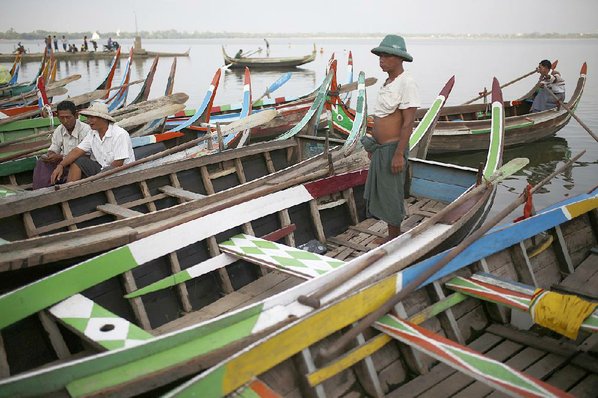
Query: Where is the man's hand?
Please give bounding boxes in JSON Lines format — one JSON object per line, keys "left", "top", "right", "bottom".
{"left": 42, "top": 152, "right": 63, "bottom": 163}
{"left": 391, "top": 152, "right": 405, "bottom": 174}
{"left": 50, "top": 164, "right": 64, "bottom": 184}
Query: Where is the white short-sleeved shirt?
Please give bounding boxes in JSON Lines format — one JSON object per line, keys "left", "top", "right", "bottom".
{"left": 373, "top": 71, "right": 421, "bottom": 118}
{"left": 77, "top": 123, "right": 135, "bottom": 168}
{"left": 48, "top": 119, "right": 91, "bottom": 155}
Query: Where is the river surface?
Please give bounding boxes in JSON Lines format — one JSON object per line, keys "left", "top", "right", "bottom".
{"left": 1, "top": 37, "right": 597, "bottom": 222}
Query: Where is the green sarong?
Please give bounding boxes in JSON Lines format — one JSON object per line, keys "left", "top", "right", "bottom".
{"left": 361, "top": 135, "right": 408, "bottom": 227}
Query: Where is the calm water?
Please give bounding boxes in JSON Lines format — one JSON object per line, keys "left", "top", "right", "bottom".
{"left": 1, "top": 37, "right": 597, "bottom": 222}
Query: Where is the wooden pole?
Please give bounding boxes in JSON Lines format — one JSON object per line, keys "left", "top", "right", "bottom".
{"left": 462, "top": 60, "right": 558, "bottom": 105}
{"left": 545, "top": 89, "right": 598, "bottom": 143}
{"left": 318, "top": 150, "right": 585, "bottom": 361}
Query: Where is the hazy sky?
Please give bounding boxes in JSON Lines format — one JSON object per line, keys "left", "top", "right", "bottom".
{"left": 2, "top": 0, "right": 597, "bottom": 34}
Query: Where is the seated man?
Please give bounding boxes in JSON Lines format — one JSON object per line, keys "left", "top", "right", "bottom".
{"left": 50, "top": 102, "right": 135, "bottom": 184}
{"left": 531, "top": 59, "right": 565, "bottom": 113}
{"left": 32, "top": 100, "right": 91, "bottom": 189}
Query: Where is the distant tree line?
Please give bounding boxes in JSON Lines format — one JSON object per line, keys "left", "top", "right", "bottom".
{"left": 1, "top": 28, "right": 596, "bottom": 40}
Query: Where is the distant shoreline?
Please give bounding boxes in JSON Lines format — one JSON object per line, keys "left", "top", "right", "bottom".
{"left": 1, "top": 31, "right": 597, "bottom": 40}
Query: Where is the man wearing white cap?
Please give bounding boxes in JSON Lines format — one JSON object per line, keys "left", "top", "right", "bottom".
{"left": 50, "top": 102, "right": 135, "bottom": 183}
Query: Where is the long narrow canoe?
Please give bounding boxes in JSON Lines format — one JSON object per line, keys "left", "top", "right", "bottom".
{"left": 222, "top": 44, "right": 316, "bottom": 69}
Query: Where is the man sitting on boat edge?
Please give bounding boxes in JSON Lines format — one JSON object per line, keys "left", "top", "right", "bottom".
{"left": 50, "top": 102, "right": 135, "bottom": 184}
{"left": 531, "top": 59, "right": 565, "bottom": 112}
{"left": 32, "top": 100, "right": 91, "bottom": 189}
{"left": 361, "top": 34, "right": 420, "bottom": 244}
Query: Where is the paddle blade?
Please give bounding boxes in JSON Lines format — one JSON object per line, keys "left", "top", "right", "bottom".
{"left": 267, "top": 72, "right": 292, "bottom": 94}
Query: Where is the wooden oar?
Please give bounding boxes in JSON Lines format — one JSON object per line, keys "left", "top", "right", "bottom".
{"left": 318, "top": 150, "right": 585, "bottom": 361}
{"left": 544, "top": 88, "right": 598, "bottom": 143}
{"left": 53, "top": 109, "right": 278, "bottom": 189}
{"left": 462, "top": 60, "right": 558, "bottom": 105}
{"left": 336, "top": 77, "right": 377, "bottom": 94}
{"left": 252, "top": 72, "right": 292, "bottom": 106}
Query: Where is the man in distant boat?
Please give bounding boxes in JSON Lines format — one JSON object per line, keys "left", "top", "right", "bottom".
{"left": 235, "top": 49, "right": 243, "bottom": 58}
{"left": 50, "top": 102, "right": 135, "bottom": 184}
{"left": 531, "top": 59, "right": 565, "bottom": 112}
{"left": 361, "top": 34, "right": 420, "bottom": 244}
{"left": 32, "top": 100, "right": 91, "bottom": 189}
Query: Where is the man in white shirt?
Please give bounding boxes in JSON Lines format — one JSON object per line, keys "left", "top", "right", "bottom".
{"left": 361, "top": 34, "right": 420, "bottom": 244}
{"left": 531, "top": 59, "right": 566, "bottom": 112}
{"left": 50, "top": 102, "right": 135, "bottom": 183}
{"left": 32, "top": 100, "right": 91, "bottom": 189}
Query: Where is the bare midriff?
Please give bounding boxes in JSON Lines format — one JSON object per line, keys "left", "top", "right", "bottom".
{"left": 372, "top": 110, "right": 403, "bottom": 144}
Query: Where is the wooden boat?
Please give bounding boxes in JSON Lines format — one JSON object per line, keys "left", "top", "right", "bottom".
{"left": 0, "top": 70, "right": 353, "bottom": 269}
{"left": 332, "top": 62, "right": 588, "bottom": 154}
{"left": 0, "top": 79, "right": 506, "bottom": 396}
{"left": 222, "top": 44, "right": 316, "bottom": 69}
{"left": 167, "top": 186, "right": 598, "bottom": 398}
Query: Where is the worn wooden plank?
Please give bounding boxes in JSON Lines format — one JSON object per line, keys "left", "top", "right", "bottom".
{"left": 551, "top": 225, "right": 575, "bottom": 274}
{"left": 159, "top": 185, "right": 206, "bottom": 201}
{"left": 309, "top": 199, "right": 326, "bottom": 243}
{"left": 348, "top": 225, "right": 386, "bottom": 238}
{"left": 168, "top": 252, "right": 193, "bottom": 313}
{"left": 544, "top": 365, "right": 587, "bottom": 392}
{"left": 207, "top": 236, "right": 234, "bottom": 294}
{"left": 487, "top": 324, "right": 598, "bottom": 373}
{"left": 138, "top": 181, "right": 157, "bottom": 213}
{"left": 0, "top": 334, "right": 9, "bottom": 378}
{"left": 327, "top": 236, "right": 368, "bottom": 253}
{"left": 97, "top": 204, "right": 144, "bottom": 219}
{"left": 38, "top": 310, "right": 71, "bottom": 360}
{"left": 121, "top": 271, "right": 152, "bottom": 330}
{"left": 60, "top": 202, "right": 78, "bottom": 231}
{"left": 567, "top": 374, "right": 598, "bottom": 398}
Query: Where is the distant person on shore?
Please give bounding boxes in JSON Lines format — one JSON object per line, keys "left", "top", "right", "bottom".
{"left": 33, "top": 101, "right": 91, "bottom": 189}
{"left": 45, "top": 35, "right": 52, "bottom": 52}
{"left": 61, "top": 35, "right": 68, "bottom": 51}
{"left": 82, "top": 35, "right": 88, "bottom": 52}
{"left": 264, "top": 38, "right": 270, "bottom": 56}
{"left": 235, "top": 49, "right": 243, "bottom": 58}
{"left": 361, "top": 34, "right": 420, "bottom": 244}
{"left": 53, "top": 35, "right": 58, "bottom": 51}
{"left": 531, "top": 59, "right": 565, "bottom": 112}
{"left": 50, "top": 102, "right": 135, "bottom": 184}
{"left": 16, "top": 42, "right": 25, "bottom": 54}
{"left": 91, "top": 39, "right": 98, "bottom": 52}
{"left": 107, "top": 37, "right": 113, "bottom": 50}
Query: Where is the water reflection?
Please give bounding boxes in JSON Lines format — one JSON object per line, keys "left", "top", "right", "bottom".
{"left": 428, "top": 136, "right": 595, "bottom": 195}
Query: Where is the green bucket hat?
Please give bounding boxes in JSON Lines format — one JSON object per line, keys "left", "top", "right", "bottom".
{"left": 371, "top": 34, "right": 413, "bottom": 62}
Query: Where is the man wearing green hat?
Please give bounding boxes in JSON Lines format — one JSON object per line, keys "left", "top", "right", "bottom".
{"left": 361, "top": 34, "right": 420, "bottom": 244}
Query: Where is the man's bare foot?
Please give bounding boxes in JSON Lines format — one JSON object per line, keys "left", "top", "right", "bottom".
{"left": 373, "top": 224, "right": 401, "bottom": 245}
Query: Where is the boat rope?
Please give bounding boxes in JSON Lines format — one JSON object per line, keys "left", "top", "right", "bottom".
{"left": 513, "top": 184, "right": 534, "bottom": 222}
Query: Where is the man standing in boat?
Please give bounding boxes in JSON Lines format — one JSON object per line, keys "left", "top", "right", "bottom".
{"left": 531, "top": 59, "right": 565, "bottom": 112}
{"left": 50, "top": 102, "right": 135, "bottom": 183}
{"left": 361, "top": 34, "right": 420, "bottom": 244}
{"left": 32, "top": 100, "right": 91, "bottom": 189}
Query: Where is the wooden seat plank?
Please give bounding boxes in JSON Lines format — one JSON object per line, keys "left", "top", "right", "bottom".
{"left": 49, "top": 294, "right": 152, "bottom": 350}
{"left": 96, "top": 203, "right": 144, "bottom": 219}
{"left": 159, "top": 185, "right": 206, "bottom": 201}
{"left": 219, "top": 234, "right": 345, "bottom": 279}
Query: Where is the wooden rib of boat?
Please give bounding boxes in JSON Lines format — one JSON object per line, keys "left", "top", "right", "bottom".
{"left": 0, "top": 79, "right": 506, "bottom": 396}
{"left": 222, "top": 44, "right": 316, "bottom": 69}
{"left": 332, "top": 62, "right": 588, "bottom": 154}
